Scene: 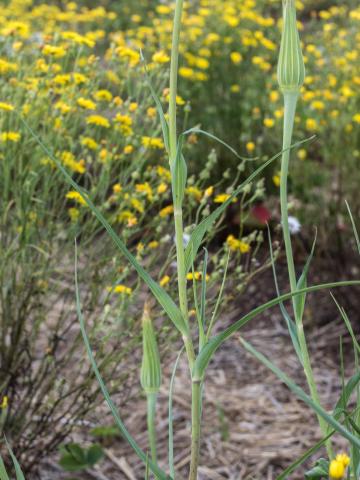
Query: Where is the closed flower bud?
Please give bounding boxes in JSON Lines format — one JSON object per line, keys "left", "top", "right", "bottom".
{"left": 140, "top": 303, "right": 161, "bottom": 394}
{"left": 277, "top": 0, "right": 305, "bottom": 93}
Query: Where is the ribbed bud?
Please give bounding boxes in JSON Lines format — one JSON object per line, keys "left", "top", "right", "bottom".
{"left": 277, "top": 0, "right": 305, "bottom": 93}
{"left": 140, "top": 303, "right": 161, "bottom": 395}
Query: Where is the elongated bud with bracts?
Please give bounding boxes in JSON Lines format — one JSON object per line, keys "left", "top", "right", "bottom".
{"left": 140, "top": 302, "right": 161, "bottom": 395}
{"left": 277, "top": 0, "right": 305, "bottom": 93}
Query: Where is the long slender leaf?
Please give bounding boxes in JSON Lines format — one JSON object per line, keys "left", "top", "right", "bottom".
{"left": 184, "top": 136, "right": 316, "bottom": 273}
{"left": 0, "top": 456, "right": 10, "bottom": 480}
{"left": 276, "top": 430, "right": 335, "bottom": 480}
{"left": 20, "top": 116, "right": 187, "bottom": 337}
{"left": 240, "top": 338, "right": 360, "bottom": 450}
{"left": 4, "top": 438, "right": 25, "bottom": 480}
{"left": 183, "top": 127, "right": 247, "bottom": 160}
{"left": 140, "top": 50, "right": 170, "bottom": 155}
{"left": 294, "top": 231, "right": 317, "bottom": 321}
{"left": 193, "top": 280, "right": 360, "bottom": 379}
{"left": 267, "top": 225, "right": 302, "bottom": 363}
{"left": 346, "top": 200, "right": 360, "bottom": 255}
{"left": 168, "top": 348, "right": 184, "bottom": 480}
{"left": 74, "top": 244, "right": 169, "bottom": 480}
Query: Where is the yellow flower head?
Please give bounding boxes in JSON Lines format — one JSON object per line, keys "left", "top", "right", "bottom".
{"left": 329, "top": 460, "right": 345, "bottom": 479}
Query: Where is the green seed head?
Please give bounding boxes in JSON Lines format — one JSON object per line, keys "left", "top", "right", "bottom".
{"left": 277, "top": 0, "right": 305, "bottom": 93}
{"left": 140, "top": 303, "right": 162, "bottom": 395}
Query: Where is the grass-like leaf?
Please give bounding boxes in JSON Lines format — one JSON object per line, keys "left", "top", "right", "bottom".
{"left": 276, "top": 430, "right": 335, "bottom": 480}
{"left": 20, "top": 115, "right": 187, "bottom": 337}
{"left": 193, "top": 280, "right": 360, "bottom": 379}
{"left": 0, "top": 455, "right": 10, "bottom": 480}
{"left": 240, "top": 338, "right": 360, "bottom": 450}
{"left": 267, "top": 225, "right": 302, "bottom": 363}
{"left": 74, "top": 243, "right": 169, "bottom": 480}
{"left": 346, "top": 200, "right": 360, "bottom": 255}
{"left": 168, "top": 348, "right": 184, "bottom": 480}
{"left": 141, "top": 50, "right": 170, "bottom": 155}
{"left": 294, "top": 230, "right": 317, "bottom": 322}
{"left": 4, "top": 438, "right": 25, "bottom": 480}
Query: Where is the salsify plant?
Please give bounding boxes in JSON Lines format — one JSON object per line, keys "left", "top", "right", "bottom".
{"left": 4, "top": 0, "right": 360, "bottom": 480}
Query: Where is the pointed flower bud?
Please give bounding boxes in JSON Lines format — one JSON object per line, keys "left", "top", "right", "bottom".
{"left": 140, "top": 303, "right": 161, "bottom": 395}
{"left": 277, "top": 0, "right": 305, "bottom": 93}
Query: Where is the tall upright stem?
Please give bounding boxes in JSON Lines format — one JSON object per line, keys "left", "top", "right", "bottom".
{"left": 189, "top": 380, "right": 201, "bottom": 480}
{"left": 280, "top": 91, "right": 333, "bottom": 458}
{"left": 168, "top": 0, "right": 195, "bottom": 368}
{"left": 146, "top": 392, "right": 158, "bottom": 464}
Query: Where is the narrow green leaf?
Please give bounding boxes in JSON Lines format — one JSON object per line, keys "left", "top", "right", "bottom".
{"left": 346, "top": 200, "right": 360, "bottom": 255}
{"left": 0, "top": 455, "right": 10, "bottom": 480}
{"left": 74, "top": 244, "right": 169, "bottom": 480}
{"left": 200, "top": 249, "right": 208, "bottom": 332}
{"left": 183, "top": 127, "right": 247, "bottom": 160}
{"left": 171, "top": 135, "right": 187, "bottom": 207}
{"left": 140, "top": 50, "right": 170, "bottom": 155}
{"left": 20, "top": 116, "right": 187, "bottom": 337}
{"left": 267, "top": 225, "right": 302, "bottom": 363}
{"left": 184, "top": 136, "right": 316, "bottom": 273}
{"left": 206, "top": 250, "right": 230, "bottom": 341}
{"left": 5, "top": 438, "right": 25, "bottom": 480}
{"left": 331, "top": 371, "right": 360, "bottom": 421}
{"left": 240, "top": 338, "right": 360, "bottom": 450}
{"left": 168, "top": 348, "right": 184, "bottom": 480}
{"left": 193, "top": 280, "right": 360, "bottom": 379}
{"left": 294, "top": 230, "right": 317, "bottom": 321}
{"left": 276, "top": 431, "right": 335, "bottom": 480}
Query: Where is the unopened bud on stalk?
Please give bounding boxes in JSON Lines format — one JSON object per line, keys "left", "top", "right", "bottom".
{"left": 140, "top": 302, "right": 161, "bottom": 394}
{"left": 277, "top": 0, "right": 305, "bottom": 93}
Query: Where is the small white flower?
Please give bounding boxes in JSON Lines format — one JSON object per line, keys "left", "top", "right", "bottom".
{"left": 288, "top": 216, "right": 301, "bottom": 234}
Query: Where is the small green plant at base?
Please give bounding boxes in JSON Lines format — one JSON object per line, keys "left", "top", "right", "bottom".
{"left": 58, "top": 442, "right": 104, "bottom": 472}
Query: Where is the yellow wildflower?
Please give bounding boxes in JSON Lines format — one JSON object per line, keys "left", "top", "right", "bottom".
{"left": 226, "top": 235, "right": 250, "bottom": 253}
{"left": 159, "top": 205, "right": 174, "bottom": 217}
{"left": 66, "top": 191, "right": 86, "bottom": 206}
{"left": 112, "top": 285, "right": 132, "bottom": 295}
{"left": 0, "top": 102, "right": 14, "bottom": 111}
{"left": 43, "top": 45, "right": 66, "bottom": 58}
{"left": 123, "top": 145, "right": 134, "bottom": 154}
{"left": 93, "top": 89, "right": 113, "bottom": 102}
{"left": 81, "top": 137, "right": 98, "bottom": 150}
{"left": 214, "top": 194, "right": 237, "bottom": 203}
{"left": 264, "top": 118, "right": 275, "bottom": 128}
{"left": 86, "top": 115, "right": 110, "bottom": 128}
{"left": 246, "top": 142, "right": 255, "bottom": 153}
{"left": 142, "top": 136, "right": 164, "bottom": 149}
{"left": 273, "top": 174, "right": 281, "bottom": 187}
{"left": 329, "top": 460, "right": 345, "bottom": 479}
{"left": 0, "top": 396, "right": 8, "bottom": 409}
{"left": 160, "top": 275, "right": 170, "bottom": 287}
{"left": 113, "top": 183, "right": 122, "bottom": 194}
{"left": 77, "top": 97, "right": 97, "bottom": 110}
{"left": 152, "top": 51, "right": 170, "bottom": 63}
{"left": 352, "top": 114, "right": 360, "bottom": 124}
{"left": 149, "top": 241, "right": 159, "bottom": 249}
{"left": 1, "top": 132, "right": 20, "bottom": 142}
{"left": 230, "top": 52, "right": 242, "bottom": 64}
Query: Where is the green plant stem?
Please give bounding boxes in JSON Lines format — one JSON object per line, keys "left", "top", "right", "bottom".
{"left": 168, "top": 0, "right": 195, "bottom": 368}
{"left": 280, "top": 91, "right": 333, "bottom": 459}
{"left": 169, "top": 0, "right": 183, "bottom": 160}
{"left": 147, "top": 392, "right": 158, "bottom": 464}
{"left": 189, "top": 380, "right": 202, "bottom": 480}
